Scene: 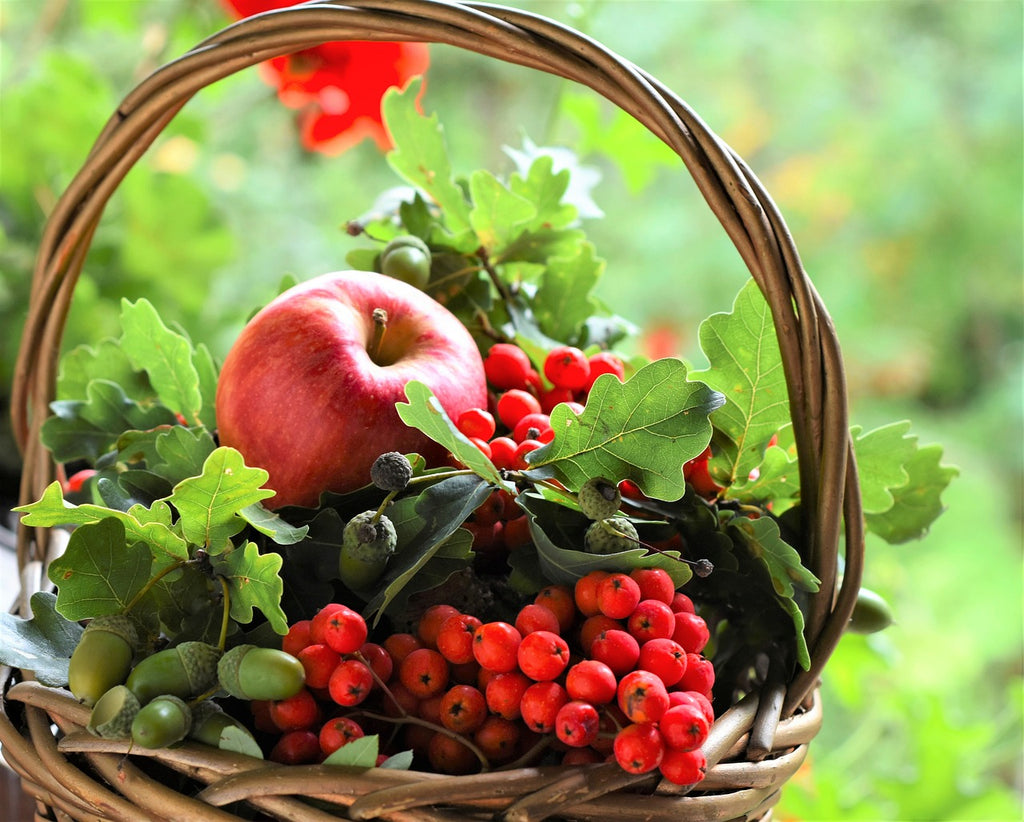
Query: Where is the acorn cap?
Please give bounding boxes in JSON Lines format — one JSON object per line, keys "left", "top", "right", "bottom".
{"left": 87, "top": 684, "right": 140, "bottom": 739}
{"left": 584, "top": 516, "right": 639, "bottom": 554}
{"left": 177, "top": 641, "right": 223, "bottom": 694}
{"left": 83, "top": 613, "right": 140, "bottom": 652}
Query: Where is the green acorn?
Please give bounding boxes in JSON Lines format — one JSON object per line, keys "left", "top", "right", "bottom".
{"left": 339, "top": 511, "right": 397, "bottom": 590}
{"left": 87, "top": 684, "right": 141, "bottom": 739}
{"left": 217, "top": 645, "right": 306, "bottom": 701}
{"left": 67, "top": 614, "right": 139, "bottom": 707}
{"left": 577, "top": 477, "right": 622, "bottom": 521}
{"left": 584, "top": 516, "right": 639, "bottom": 554}
{"left": 131, "top": 694, "right": 193, "bottom": 749}
{"left": 125, "top": 641, "right": 222, "bottom": 705}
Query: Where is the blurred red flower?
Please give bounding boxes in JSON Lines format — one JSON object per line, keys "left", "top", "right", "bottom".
{"left": 220, "top": 0, "right": 429, "bottom": 155}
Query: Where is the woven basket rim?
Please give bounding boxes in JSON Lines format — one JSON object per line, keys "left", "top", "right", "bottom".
{"left": 5, "top": 2, "right": 864, "bottom": 819}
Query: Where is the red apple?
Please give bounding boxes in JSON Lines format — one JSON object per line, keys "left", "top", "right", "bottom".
{"left": 215, "top": 270, "right": 487, "bottom": 508}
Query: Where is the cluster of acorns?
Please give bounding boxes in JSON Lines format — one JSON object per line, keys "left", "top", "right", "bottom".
{"left": 259, "top": 562, "right": 715, "bottom": 786}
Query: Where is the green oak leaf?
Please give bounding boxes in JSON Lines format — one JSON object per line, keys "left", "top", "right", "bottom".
{"left": 55, "top": 339, "right": 153, "bottom": 404}
{"left": 468, "top": 169, "right": 537, "bottom": 250}
{"left": 691, "top": 279, "right": 790, "bottom": 487}
{"left": 865, "top": 443, "right": 959, "bottom": 544}
{"left": 731, "top": 444, "right": 800, "bottom": 511}
{"left": 729, "top": 514, "right": 819, "bottom": 669}
{"left": 383, "top": 79, "right": 473, "bottom": 238}
{"left": 42, "top": 380, "right": 178, "bottom": 462}
{"left": 16, "top": 482, "right": 190, "bottom": 563}
{"left": 508, "top": 155, "right": 577, "bottom": 231}
{"left": 239, "top": 503, "right": 309, "bottom": 546}
{"left": 168, "top": 447, "right": 273, "bottom": 552}
{"left": 532, "top": 242, "right": 603, "bottom": 343}
{"left": 323, "top": 734, "right": 379, "bottom": 768}
{"left": 363, "top": 476, "right": 492, "bottom": 625}
{"left": 119, "top": 298, "right": 203, "bottom": 426}
{"left": 0, "top": 592, "right": 83, "bottom": 686}
{"left": 527, "top": 358, "right": 725, "bottom": 500}
{"left": 47, "top": 518, "right": 153, "bottom": 621}
{"left": 396, "top": 381, "right": 509, "bottom": 489}
{"left": 151, "top": 425, "right": 218, "bottom": 484}
{"left": 851, "top": 421, "right": 920, "bottom": 514}
{"left": 192, "top": 342, "right": 219, "bottom": 431}
{"left": 210, "top": 540, "right": 287, "bottom": 634}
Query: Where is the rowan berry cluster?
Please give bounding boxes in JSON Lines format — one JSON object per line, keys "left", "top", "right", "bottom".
{"left": 258, "top": 566, "right": 715, "bottom": 787}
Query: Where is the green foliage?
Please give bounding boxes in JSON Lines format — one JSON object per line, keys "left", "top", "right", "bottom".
{"left": 0, "top": 593, "right": 84, "bottom": 686}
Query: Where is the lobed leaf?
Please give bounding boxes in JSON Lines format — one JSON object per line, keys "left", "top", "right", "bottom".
{"left": 468, "top": 169, "right": 537, "bottom": 250}
{"left": 211, "top": 540, "right": 288, "bottom": 635}
{"left": 865, "top": 443, "right": 959, "bottom": 544}
{"left": 528, "top": 358, "right": 724, "bottom": 500}
{"left": 0, "top": 592, "right": 83, "bottom": 686}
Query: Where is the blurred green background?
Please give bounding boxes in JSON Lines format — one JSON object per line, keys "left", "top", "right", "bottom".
{"left": 1, "top": 1, "right": 1021, "bottom": 819}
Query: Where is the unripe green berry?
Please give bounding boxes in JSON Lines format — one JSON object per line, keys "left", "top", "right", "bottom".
{"left": 578, "top": 477, "right": 622, "bottom": 520}
{"left": 381, "top": 236, "right": 431, "bottom": 289}
{"left": 339, "top": 511, "right": 397, "bottom": 590}
{"left": 68, "top": 614, "right": 138, "bottom": 706}
{"left": 126, "top": 641, "right": 221, "bottom": 705}
{"left": 87, "top": 685, "right": 140, "bottom": 739}
{"left": 584, "top": 516, "right": 639, "bottom": 554}
{"left": 217, "top": 645, "right": 306, "bottom": 701}
{"left": 848, "top": 587, "right": 894, "bottom": 634}
{"left": 370, "top": 451, "right": 413, "bottom": 492}
{"left": 131, "top": 694, "right": 192, "bottom": 749}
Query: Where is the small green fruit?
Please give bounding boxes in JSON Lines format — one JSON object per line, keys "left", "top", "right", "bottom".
{"left": 339, "top": 511, "right": 397, "bottom": 590}
{"left": 578, "top": 477, "right": 622, "bottom": 521}
{"left": 131, "top": 694, "right": 193, "bottom": 749}
{"left": 584, "top": 516, "right": 639, "bottom": 554}
{"left": 217, "top": 645, "right": 306, "bottom": 701}
{"left": 381, "top": 236, "right": 431, "bottom": 289}
{"left": 87, "top": 685, "right": 140, "bottom": 739}
{"left": 68, "top": 614, "right": 138, "bottom": 707}
{"left": 848, "top": 587, "right": 894, "bottom": 634}
{"left": 126, "top": 641, "right": 221, "bottom": 705}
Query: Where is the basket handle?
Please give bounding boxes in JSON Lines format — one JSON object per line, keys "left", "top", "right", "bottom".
{"left": 10, "top": 0, "right": 863, "bottom": 716}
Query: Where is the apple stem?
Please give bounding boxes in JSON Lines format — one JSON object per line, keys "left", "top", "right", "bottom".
{"left": 368, "top": 307, "right": 388, "bottom": 364}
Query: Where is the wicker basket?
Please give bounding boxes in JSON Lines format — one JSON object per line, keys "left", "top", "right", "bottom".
{"left": 3, "top": 2, "right": 864, "bottom": 820}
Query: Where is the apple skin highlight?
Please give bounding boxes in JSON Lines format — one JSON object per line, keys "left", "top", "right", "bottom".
{"left": 215, "top": 270, "right": 488, "bottom": 509}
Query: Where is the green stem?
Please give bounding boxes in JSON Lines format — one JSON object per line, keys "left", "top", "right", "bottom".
{"left": 121, "top": 559, "right": 189, "bottom": 615}
{"left": 216, "top": 576, "right": 231, "bottom": 652}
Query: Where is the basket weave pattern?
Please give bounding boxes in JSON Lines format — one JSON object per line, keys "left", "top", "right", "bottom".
{"left": 3, "top": 2, "right": 864, "bottom": 820}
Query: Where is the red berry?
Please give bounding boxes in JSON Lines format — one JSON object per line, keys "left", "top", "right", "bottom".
{"left": 485, "top": 670, "right": 531, "bottom": 720}
{"left": 584, "top": 351, "right": 625, "bottom": 391}
{"left": 320, "top": 605, "right": 368, "bottom": 655}
{"left": 399, "top": 648, "right": 450, "bottom": 699}
{"left": 456, "top": 407, "right": 496, "bottom": 441}
{"left": 438, "top": 684, "right": 487, "bottom": 734}
{"left": 578, "top": 614, "right": 620, "bottom": 655}
{"left": 533, "top": 584, "right": 575, "bottom": 633}
{"left": 497, "top": 389, "right": 542, "bottom": 430}
{"left": 629, "top": 568, "right": 675, "bottom": 605}
{"left": 638, "top": 638, "right": 687, "bottom": 687}
{"left": 540, "top": 385, "right": 575, "bottom": 413}
{"left": 269, "top": 687, "right": 320, "bottom": 732}
{"left": 659, "top": 747, "right": 707, "bottom": 785}
{"left": 269, "top": 729, "right": 321, "bottom": 764}
{"left": 517, "top": 630, "right": 570, "bottom": 681}
{"left": 512, "top": 438, "right": 544, "bottom": 470}
{"left": 677, "top": 653, "right": 715, "bottom": 696}
{"left": 503, "top": 514, "right": 532, "bottom": 549}
{"left": 512, "top": 412, "right": 552, "bottom": 443}
{"left": 484, "top": 343, "right": 534, "bottom": 391}
{"left": 574, "top": 570, "right": 610, "bottom": 618}
{"left": 62, "top": 468, "right": 97, "bottom": 495}
{"left": 520, "top": 681, "right": 569, "bottom": 733}
{"left": 358, "top": 642, "right": 393, "bottom": 686}
{"left": 296, "top": 644, "right": 341, "bottom": 690}
{"left": 670, "top": 690, "right": 715, "bottom": 726}
{"left": 544, "top": 346, "right": 590, "bottom": 391}
{"left": 282, "top": 619, "right": 313, "bottom": 656}
{"left": 515, "top": 603, "right": 561, "bottom": 636}
{"left": 488, "top": 436, "right": 518, "bottom": 470}
{"left": 659, "top": 703, "right": 710, "bottom": 752}
{"left": 472, "top": 622, "right": 522, "bottom": 673}
{"left": 613, "top": 722, "right": 665, "bottom": 774}
{"left": 627, "top": 599, "right": 676, "bottom": 643}
{"left": 309, "top": 603, "right": 347, "bottom": 645}
{"left": 617, "top": 669, "right": 670, "bottom": 724}
{"left": 671, "top": 612, "right": 711, "bottom": 655}
{"left": 597, "top": 573, "right": 642, "bottom": 620}
{"left": 417, "top": 604, "right": 461, "bottom": 649}
{"left": 473, "top": 715, "right": 520, "bottom": 763}
{"left": 382, "top": 633, "right": 422, "bottom": 667}
{"left": 590, "top": 628, "right": 640, "bottom": 676}
{"left": 328, "top": 659, "right": 374, "bottom": 707}
{"left": 555, "top": 700, "right": 600, "bottom": 748}
{"left": 436, "top": 613, "right": 483, "bottom": 665}
{"left": 318, "top": 716, "right": 364, "bottom": 757}
{"left": 670, "top": 592, "right": 696, "bottom": 614}
{"left": 565, "top": 659, "right": 617, "bottom": 705}
{"left": 427, "top": 731, "right": 479, "bottom": 775}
